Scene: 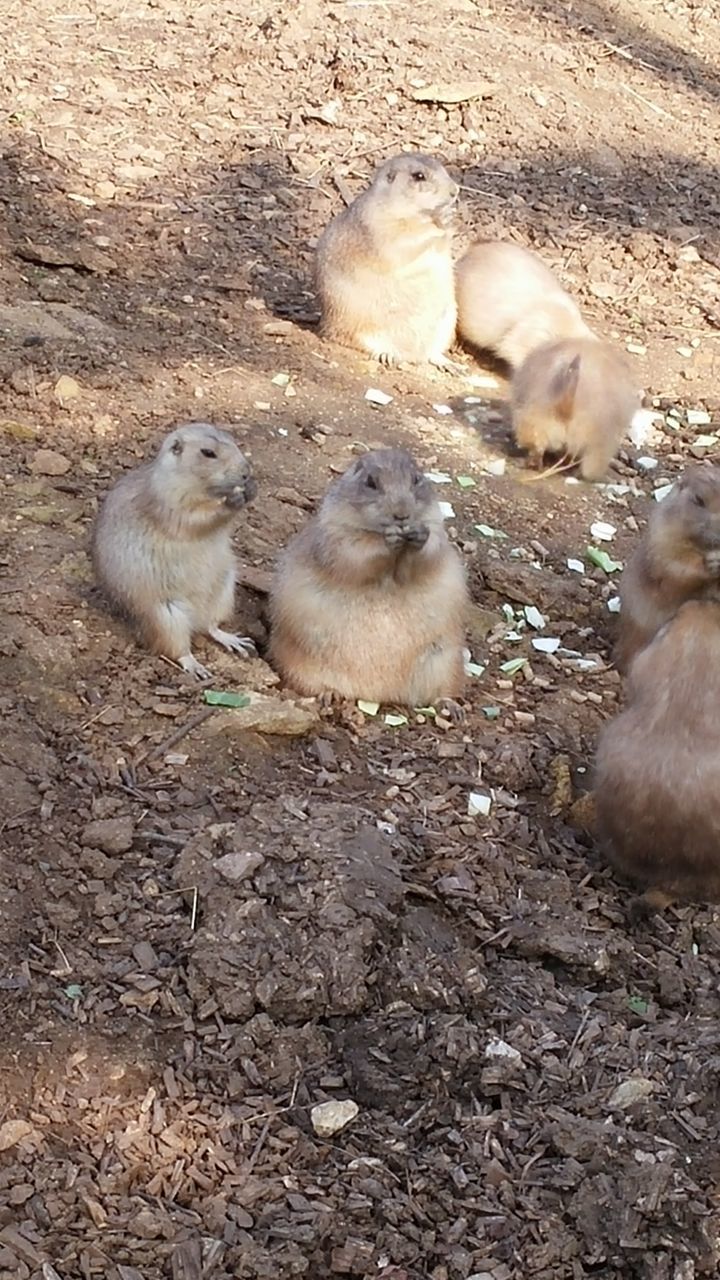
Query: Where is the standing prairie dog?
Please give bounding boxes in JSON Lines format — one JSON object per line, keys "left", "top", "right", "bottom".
{"left": 455, "top": 240, "right": 594, "bottom": 370}
{"left": 268, "top": 448, "right": 469, "bottom": 706}
{"left": 92, "top": 423, "right": 257, "bottom": 680}
{"left": 511, "top": 337, "right": 639, "bottom": 481}
{"left": 615, "top": 464, "right": 720, "bottom": 672}
{"left": 596, "top": 599, "right": 720, "bottom": 908}
{"left": 315, "top": 153, "right": 459, "bottom": 368}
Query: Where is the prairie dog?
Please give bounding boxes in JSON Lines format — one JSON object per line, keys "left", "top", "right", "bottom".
{"left": 616, "top": 464, "right": 720, "bottom": 672}
{"left": 315, "top": 153, "right": 459, "bottom": 368}
{"left": 511, "top": 337, "right": 639, "bottom": 481}
{"left": 596, "top": 599, "right": 720, "bottom": 906}
{"left": 456, "top": 240, "right": 594, "bottom": 369}
{"left": 268, "top": 448, "right": 469, "bottom": 705}
{"left": 92, "top": 423, "right": 257, "bottom": 680}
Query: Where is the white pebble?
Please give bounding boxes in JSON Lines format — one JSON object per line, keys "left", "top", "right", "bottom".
{"left": 311, "top": 1099, "right": 359, "bottom": 1136}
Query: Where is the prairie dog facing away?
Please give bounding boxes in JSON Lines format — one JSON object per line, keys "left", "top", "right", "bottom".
{"left": 511, "top": 337, "right": 639, "bottom": 481}
{"left": 315, "top": 153, "right": 459, "bottom": 368}
{"left": 596, "top": 599, "right": 720, "bottom": 907}
{"left": 268, "top": 448, "right": 469, "bottom": 706}
{"left": 455, "top": 240, "right": 594, "bottom": 370}
{"left": 92, "top": 423, "right": 257, "bottom": 680}
{"left": 616, "top": 464, "right": 720, "bottom": 672}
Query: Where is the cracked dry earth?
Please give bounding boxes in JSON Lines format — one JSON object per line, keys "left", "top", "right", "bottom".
{"left": 2, "top": 0, "right": 720, "bottom": 1277}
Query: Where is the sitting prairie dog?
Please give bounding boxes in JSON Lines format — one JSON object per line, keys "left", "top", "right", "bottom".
{"left": 511, "top": 337, "right": 639, "bottom": 481}
{"left": 596, "top": 599, "right": 720, "bottom": 908}
{"left": 92, "top": 423, "right": 257, "bottom": 680}
{"left": 315, "top": 153, "right": 459, "bottom": 368}
{"left": 615, "top": 464, "right": 720, "bottom": 672}
{"left": 456, "top": 240, "right": 594, "bottom": 370}
{"left": 268, "top": 448, "right": 469, "bottom": 706}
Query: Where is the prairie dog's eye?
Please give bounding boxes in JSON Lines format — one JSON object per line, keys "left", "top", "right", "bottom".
{"left": 366, "top": 474, "right": 378, "bottom": 490}
{"left": 412, "top": 170, "right": 427, "bottom": 182}
{"left": 171, "top": 440, "right": 183, "bottom": 456}
{"left": 413, "top": 472, "right": 423, "bottom": 486}
{"left": 201, "top": 447, "right": 218, "bottom": 459}
{"left": 386, "top": 171, "right": 396, "bottom": 184}
{"left": 693, "top": 492, "right": 707, "bottom": 508}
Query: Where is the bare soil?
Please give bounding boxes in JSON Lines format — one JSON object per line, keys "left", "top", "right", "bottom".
{"left": 1, "top": 1, "right": 720, "bottom": 1277}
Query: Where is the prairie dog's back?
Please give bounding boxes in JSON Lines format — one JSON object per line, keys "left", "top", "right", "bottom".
{"left": 596, "top": 600, "right": 720, "bottom": 902}
{"left": 456, "top": 240, "right": 593, "bottom": 368}
{"left": 511, "top": 337, "right": 638, "bottom": 481}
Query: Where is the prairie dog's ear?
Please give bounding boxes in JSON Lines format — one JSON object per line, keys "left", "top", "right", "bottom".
{"left": 550, "top": 353, "right": 581, "bottom": 423}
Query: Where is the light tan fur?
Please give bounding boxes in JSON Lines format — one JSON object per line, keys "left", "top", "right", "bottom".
{"left": 596, "top": 599, "right": 720, "bottom": 905}
{"left": 268, "top": 448, "right": 469, "bottom": 705}
{"left": 315, "top": 153, "right": 459, "bottom": 367}
{"left": 455, "top": 240, "right": 594, "bottom": 370}
{"left": 511, "top": 337, "right": 639, "bottom": 481}
{"left": 92, "top": 423, "right": 257, "bottom": 679}
{"left": 615, "top": 464, "right": 720, "bottom": 672}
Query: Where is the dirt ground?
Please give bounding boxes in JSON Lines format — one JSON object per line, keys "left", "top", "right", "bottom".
{"left": 1, "top": 0, "right": 720, "bottom": 1276}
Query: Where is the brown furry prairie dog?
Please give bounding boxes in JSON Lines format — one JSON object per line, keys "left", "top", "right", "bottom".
{"left": 92, "top": 423, "right": 257, "bottom": 680}
{"left": 315, "top": 153, "right": 459, "bottom": 368}
{"left": 456, "top": 240, "right": 594, "bottom": 369}
{"left": 511, "top": 337, "right": 639, "bottom": 482}
{"left": 268, "top": 448, "right": 469, "bottom": 706}
{"left": 596, "top": 599, "right": 720, "bottom": 907}
{"left": 615, "top": 464, "right": 720, "bottom": 672}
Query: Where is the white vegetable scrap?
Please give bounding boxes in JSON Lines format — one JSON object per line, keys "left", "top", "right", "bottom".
{"left": 468, "top": 791, "right": 492, "bottom": 818}
{"left": 590, "top": 521, "right": 616, "bottom": 542}
{"left": 438, "top": 501, "right": 456, "bottom": 519}
{"left": 532, "top": 637, "right": 561, "bottom": 654}
{"left": 523, "top": 605, "right": 545, "bottom": 630}
{"left": 357, "top": 700, "right": 380, "bottom": 716}
{"left": 687, "top": 408, "right": 712, "bottom": 427}
{"left": 364, "top": 387, "right": 393, "bottom": 406}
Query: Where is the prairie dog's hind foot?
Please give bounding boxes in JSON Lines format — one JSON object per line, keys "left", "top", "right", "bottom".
{"left": 179, "top": 653, "right": 212, "bottom": 681}
{"left": 435, "top": 697, "right": 466, "bottom": 724}
{"left": 429, "top": 354, "right": 466, "bottom": 376}
{"left": 208, "top": 626, "right": 257, "bottom": 657}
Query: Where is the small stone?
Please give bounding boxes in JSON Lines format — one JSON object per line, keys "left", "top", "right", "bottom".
{"left": 608, "top": 1077, "right": 654, "bottom": 1109}
{"left": 95, "top": 180, "right": 116, "bottom": 200}
{"left": 207, "top": 693, "right": 319, "bottom": 737}
{"left": 81, "top": 816, "right": 134, "bottom": 855}
{"left": 214, "top": 850, "right": 265, "bottom": 882}
{"left": 311, "top": 1099, "right": 359, "bottom": 1137}
{"left": 29, "top": 448, "right": 71, "bottom": 476}
{"left": 54, "top": 375, "right": 81, "bottom": 403}
{"left": 0, "top": 1120, "right": 36, "bottom": 1152}
{"left": 263, "top": 320, "right": 294, "bottom": 336}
